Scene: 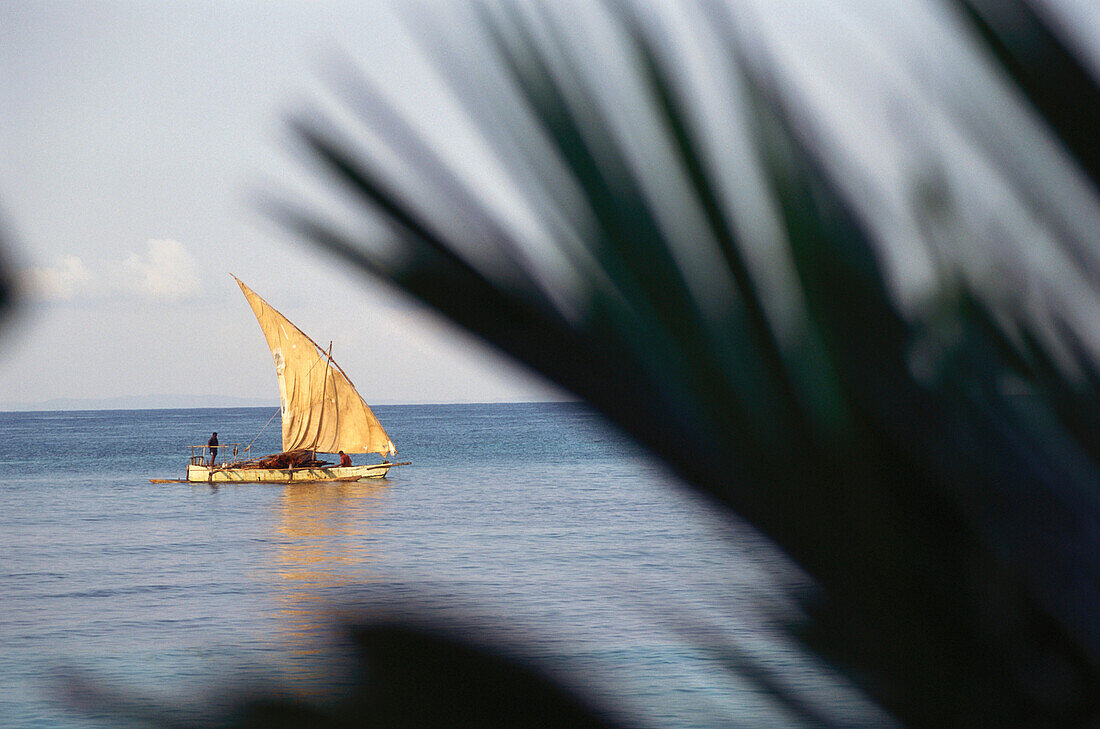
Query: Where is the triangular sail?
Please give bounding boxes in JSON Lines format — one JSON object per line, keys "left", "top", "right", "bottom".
{"left": 234, "top": 276, "right": 396, "bottom": 456}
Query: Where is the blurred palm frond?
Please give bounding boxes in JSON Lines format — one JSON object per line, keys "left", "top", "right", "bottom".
{"left": 0, "top": 218, "right": 18, "bottom": 329}
{"left": 264, "top": 0, "right": 1100, "bottom": 726}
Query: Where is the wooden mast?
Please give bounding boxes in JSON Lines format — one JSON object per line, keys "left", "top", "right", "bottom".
{"left": 314, "top": 340, "right": 333, "bottom": 461}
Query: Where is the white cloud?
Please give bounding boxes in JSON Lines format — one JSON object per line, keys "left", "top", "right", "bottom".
{"left": 19, "top": 239, "right": 203, "bottom": 303}
{"left": 119, "top": 238, "right": 201, "bottom": 301}
{"left": 20, "top": 255, "right": 92, "bottom": 302}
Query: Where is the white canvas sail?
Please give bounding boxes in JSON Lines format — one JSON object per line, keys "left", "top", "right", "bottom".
{"left": 234, "top": 276, "right": 396, "bottom": 456}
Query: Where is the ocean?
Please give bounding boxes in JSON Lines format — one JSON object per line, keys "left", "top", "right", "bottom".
{"left": 0, "top": 403, "right": 878, "bottom": 728}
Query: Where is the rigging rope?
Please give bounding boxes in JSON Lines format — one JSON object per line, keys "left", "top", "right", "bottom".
{"left": 246, "top": 407, "right": 282, "bottom": 455}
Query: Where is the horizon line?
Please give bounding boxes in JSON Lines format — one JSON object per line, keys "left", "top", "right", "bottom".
{"left": 0, "top": 397, "right": 581, "bottom": 414}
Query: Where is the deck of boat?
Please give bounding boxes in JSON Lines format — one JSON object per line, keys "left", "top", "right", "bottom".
{"left": 150, "top": 462, "right": 409, "bottom": 484}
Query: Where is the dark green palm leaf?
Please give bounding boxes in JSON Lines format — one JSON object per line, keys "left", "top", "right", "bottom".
{"left": 274, "top": 0, "right": 1100, "bottom": 726}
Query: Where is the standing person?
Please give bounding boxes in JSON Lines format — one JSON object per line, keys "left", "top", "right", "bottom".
{"left": 339, "top": 450, "right": 352, "bottom": 467}
{"left": 208, "top": 432, "right": 219, "bottom": 467}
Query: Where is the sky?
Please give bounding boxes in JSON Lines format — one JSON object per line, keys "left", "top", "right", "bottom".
{"left": 0, "top": 0, "right": 562, "bottom": 408}
{"left": 5, "top": 0, "right": 1100, "bottom": 411}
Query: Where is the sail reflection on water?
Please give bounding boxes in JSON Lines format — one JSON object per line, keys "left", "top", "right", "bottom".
{"left": 267, "top": 481, "right": 390, "bottom": 685}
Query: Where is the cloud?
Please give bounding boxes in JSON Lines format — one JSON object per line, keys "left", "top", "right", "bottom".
{"left": 119, "top": 238, "right": 201, "bottom": 301}
{"left": 19, "top": 239, "right": 203, "bottom": 303}
{"left": 20, "top": 255, "right": 92, "bottom": 302}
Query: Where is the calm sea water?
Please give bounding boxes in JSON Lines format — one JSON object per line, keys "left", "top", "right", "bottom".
{"left": 0, "top": 403, "right": 881, "bottom": 728}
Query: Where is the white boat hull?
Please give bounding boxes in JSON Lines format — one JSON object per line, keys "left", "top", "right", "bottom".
{"left": 186, "top": 462, "right": 396, "bottom": 483}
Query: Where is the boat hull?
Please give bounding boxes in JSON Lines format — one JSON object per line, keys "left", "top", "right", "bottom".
{"left": 186, "top": 462, "right": 395, "bottom": 483}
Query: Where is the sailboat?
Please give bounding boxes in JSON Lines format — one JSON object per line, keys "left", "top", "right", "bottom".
{"left": 156, "top": 276, "right": 407, "bottom": 484}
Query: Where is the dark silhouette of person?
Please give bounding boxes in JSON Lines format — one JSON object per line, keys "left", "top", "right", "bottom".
{"left": 208, "top": 432, "right": 219, "bottom": 467}
{"left": 339, "top": 451, "right": 352, "bottom": 467}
